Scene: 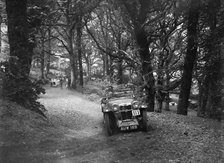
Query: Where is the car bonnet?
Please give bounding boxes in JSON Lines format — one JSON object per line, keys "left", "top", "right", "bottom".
{"left": 108, "top": 98, "right": 133, "bottom": 106}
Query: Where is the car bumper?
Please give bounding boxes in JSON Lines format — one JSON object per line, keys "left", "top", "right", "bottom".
{"left": 118, "top": 119, "right": 139, "bottom": 130}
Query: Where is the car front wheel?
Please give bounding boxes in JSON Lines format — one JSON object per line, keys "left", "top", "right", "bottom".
{"left": 141, "top": 110, "right": 148, "bottom": 132}
{"left": 104, "top": 113, "right": 113, "bottom": 136}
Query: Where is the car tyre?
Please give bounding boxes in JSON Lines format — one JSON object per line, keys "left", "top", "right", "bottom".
{"left": 141, "top": 110, "right": 148, "bottom": 132}
{"left": 104, "top": 113, "right": 113, "bottom": 136}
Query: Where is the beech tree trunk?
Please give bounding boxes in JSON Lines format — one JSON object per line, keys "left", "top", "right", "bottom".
{"left": 0, "top": 14, "right": 1, "bottom": 54}
{"left": 164, "top": 68, "right": 170, "bottom": 111}
{"left": 87, "top": 61, "right": 91, "bottom": 81}
{"left": 117, "top": 58, "right": 123, "bottom": 84}
{"left": 120, "top": 0, "right": 155, "bottom": 111}
{"left": 76, "top": 16, "right": 83, "bottom": 87}
{"left": 197, "top": 0, "right": 223, "bottom": 120}
{"left": 105, "top": 50, "right": 110, "bottom": 77}
{"left": 177, "top": 0, "right": 200, "bottom": 115}
{"left": 46, "top": 27, "right": 51, "bottom": 76}
{"left": 103, "top": 54, "right": 106, "bottom": 77}
{"left": 84, "top": 54, "right": 91, "bottom": 82}
{"left": 3, "top": 0, "right": 46, "bottom": 114}
{"left": 6, "top": 0, "right": 32, "bottom": 76}
{"left": 156, "top": 51, "right": 165, "bottom": 113}
{"left": 135, "top": 28, "right": 155, "bottom": 112}
{"left": 218, "top": 48, "right": 224, "bottom": 120}
{"left": 40, "top": 35, "right": 45, "bottom": 79}
{"left": 68, "top": 29, "right": 77, "bottom": 89}
{"left": 102, "top": 53, "right": 110, "bottom": 79}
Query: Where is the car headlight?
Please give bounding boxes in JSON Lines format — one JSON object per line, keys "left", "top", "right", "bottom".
{"left": 140, "top": 104, "right": 147, "bottom": 108}
{"left": 133, "top": 103, "right": 139, "bottom": 108}
{"left": 113, "top": 105, "right": 119, "bottom": 111}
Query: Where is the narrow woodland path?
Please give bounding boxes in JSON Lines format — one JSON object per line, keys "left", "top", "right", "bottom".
{"left": 39, "top": 87, "right": 103, "bottom": 139}
{"left": 1, "top": 87, "right": 223, "bottom": 163}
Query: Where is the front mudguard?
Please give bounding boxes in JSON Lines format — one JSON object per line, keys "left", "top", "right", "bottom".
{"left": 103, "top": 112, "right": 118, "bottom": 135}
{"left": 101, "top": 97, "right": 107, "bottom": 104}
{"left": 101, "top": 105, "right": 114, "bottom": 113}
{"left": 139, "top": 108, "right": 148, "bottom": 131}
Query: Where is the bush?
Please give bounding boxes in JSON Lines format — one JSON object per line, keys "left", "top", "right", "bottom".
{"left": 1, "top": 61, "right": 46, "bottom": 117}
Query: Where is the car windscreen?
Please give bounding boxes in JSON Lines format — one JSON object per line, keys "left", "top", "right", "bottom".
{"left": 111, "top": 89, "right": 133, "bottom": 98}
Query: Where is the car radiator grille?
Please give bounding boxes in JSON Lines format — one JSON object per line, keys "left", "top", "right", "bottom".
{"left": 120, "top": 105, "right": 131, "bottom": 110}
{"left": 121, "top": 110, "right": 132, "bottom": 120}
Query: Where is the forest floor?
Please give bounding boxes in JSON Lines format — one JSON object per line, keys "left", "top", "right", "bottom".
{"left": 0, "top": 84, "right": 223, "bottom": 163}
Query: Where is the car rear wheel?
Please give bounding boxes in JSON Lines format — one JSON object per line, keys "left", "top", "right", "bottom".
{"left": 141, "top": 110, "right": 148, "bottom": 132}
{"left": 104, "top": 113, "right": 113, "bottom": 136}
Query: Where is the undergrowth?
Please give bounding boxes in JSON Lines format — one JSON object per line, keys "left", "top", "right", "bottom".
{"left": 1, "top": 61, "right": 46, "bottom": 117}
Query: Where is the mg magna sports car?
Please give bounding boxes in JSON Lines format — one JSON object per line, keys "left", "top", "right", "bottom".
{"left": 101, "top": 85, "right": 148, "bottom": 136}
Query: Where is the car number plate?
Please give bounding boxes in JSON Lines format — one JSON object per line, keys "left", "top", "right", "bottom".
{"left": 130, "top": 125, "right": 137, "bottom": 129}
{"left": 121, "top": 126, "right": 129, "bottom": 131}
{"left": 121, "top": 125, "right": 137, "bottom": 131}
{"left": 132, "top": 109, "right": 140, "bottom": 116}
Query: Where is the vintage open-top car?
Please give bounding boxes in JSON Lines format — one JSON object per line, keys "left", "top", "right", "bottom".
{"left": 101, "top": 85, "right": 148, "bottom": 136}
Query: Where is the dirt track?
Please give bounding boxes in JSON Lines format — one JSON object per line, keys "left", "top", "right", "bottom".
{"left": 35, "top": 87, "right": 155, "bottom": 163}
{"left": 37, "top": 87, "right": 154, "bottom": 163}
{"left": 1, "top": 87, "right": 223, "bottom": 163}
{"left": 0, "top": 87, "right": 153, "bottom": 163}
